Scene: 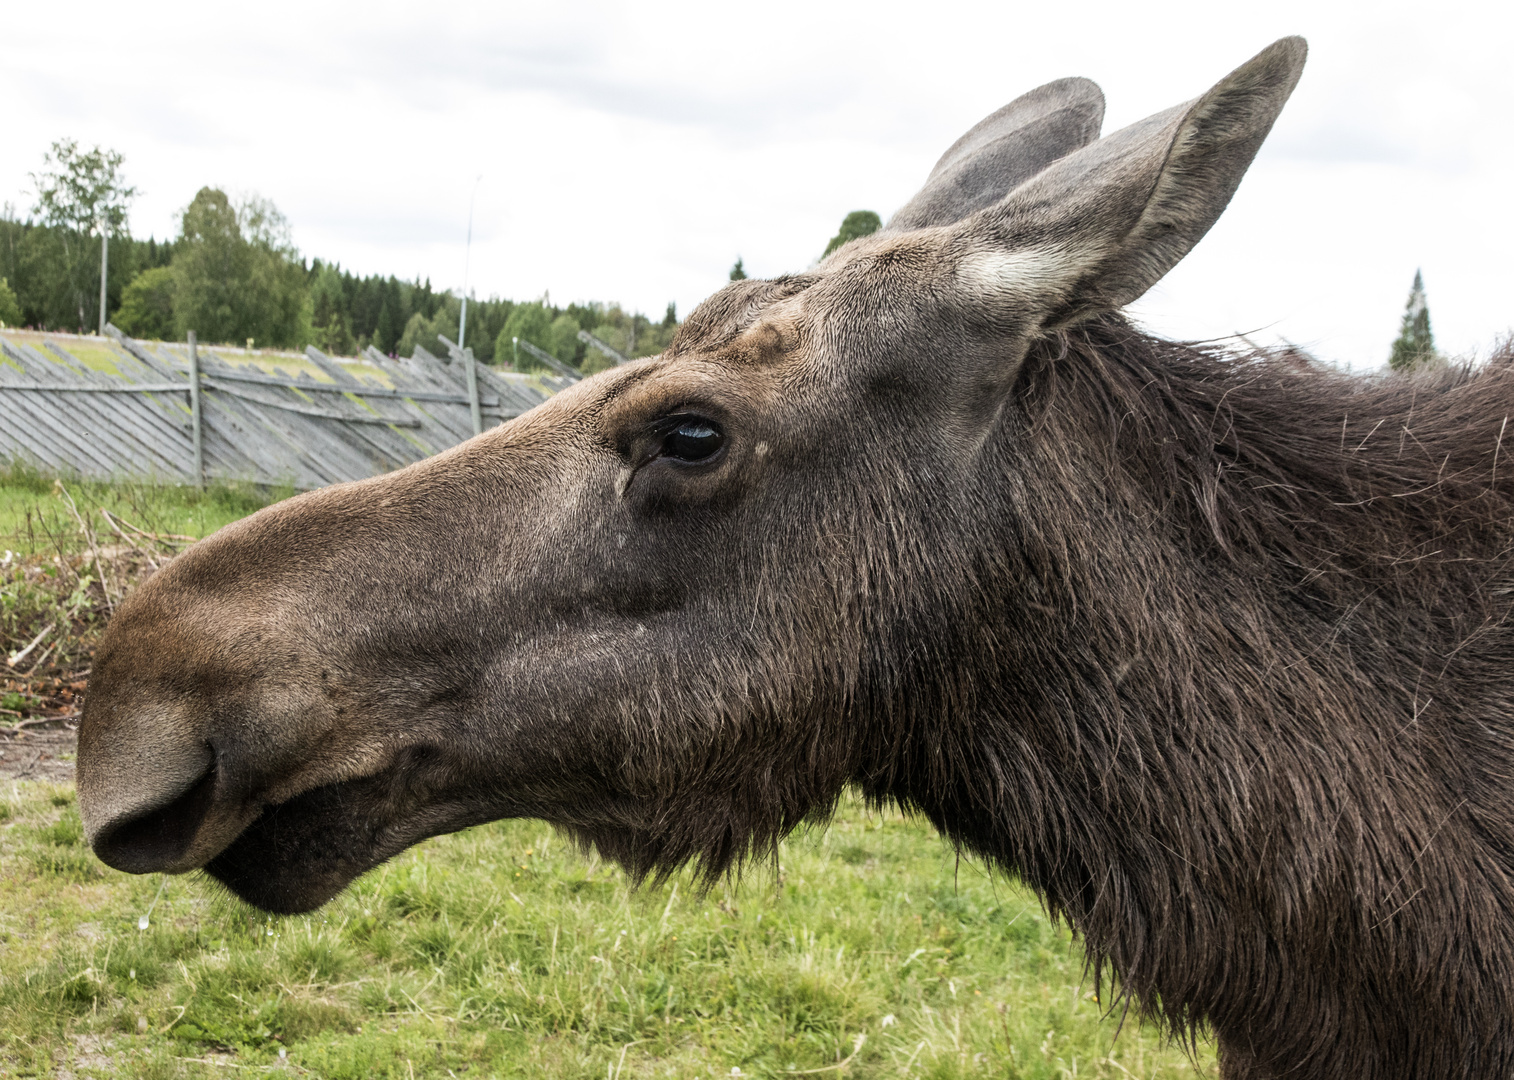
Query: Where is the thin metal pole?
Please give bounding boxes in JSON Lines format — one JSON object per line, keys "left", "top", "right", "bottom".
{"left": 187, "top": 330, "right": 204, "bottom": 488}
{"left": 464, "top": 347, "right": 482, "bottom": 436}
{"left": 98, "top": 229, "right": 109, "bottom": 336}
{"left": 458, "top": 174, "right": 482, "bottom": 351}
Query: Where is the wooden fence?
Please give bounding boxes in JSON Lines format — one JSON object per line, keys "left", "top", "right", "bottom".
{"left": 0, "top": 327, "right": 568, "bottom": 490}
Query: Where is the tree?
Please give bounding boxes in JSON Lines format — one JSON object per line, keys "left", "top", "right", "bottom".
{"left": 171, "top": 188, "right": 309, "bottom": 347}
{"left": 395, "top": 297, "right": 460, "bottom": 359}
{"left": 395, "top": 312, "right": 428, "bottom": 357}
{"left": 548, "top": 313, "right": 581, "bottom": 365}
{"left": 822, "top": 210, "right": 881, "bottom": 258}
{"left": 31, "top": 140, "right": 137, "bottom": 235}
{"left": 0, "top": 207, "right": 154, "bottom": 332}
{"left": 0, "top": 277, "right": 21, "bottom": 327}
{"left": 371, "top": 298, "right": 394, "bottom": 353}
{"left": 309, "top": 262, "right": 355, "bottom": 356}
{"left": 112, "top": 267, "right": 176, "bottom": 340}
{"left": 496, "top": 301, "right": 554, "bottom": 371}
{"left": 233, "top": 195, "right": 309, "bottom": 348}
{"left": 463, "top": 296, "right": 510, "bottom": 363}
{"left": 1388, "top": 269, "right": 1437, "bottom": 372}
{"left": 29, "top": 139, "right": 137, "bottom": 331}
{"left": 729, "top": 258, "right": 747, "bottom": 281}
{"left": 172, "top": 188, "right": 251, "bottom": 343}
{"left": 375, "top": 278, "right": 407, "bottom": 354}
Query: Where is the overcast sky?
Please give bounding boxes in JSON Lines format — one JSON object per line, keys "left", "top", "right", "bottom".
{"left": 3, "top": 0, "right": 1510, "bottom": 369}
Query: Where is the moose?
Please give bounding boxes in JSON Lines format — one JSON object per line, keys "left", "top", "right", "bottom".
{"left": 76, "top": 38, "right": 1514, "bottom": 1078}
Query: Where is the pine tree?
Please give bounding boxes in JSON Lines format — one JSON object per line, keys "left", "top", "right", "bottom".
{"left": 1388, "top": 269, "right": 1437, "bottom": 371}
{"left": 729, "top": 257, "right": 747, "bottom": 281}
{"left": 371, "top": 299, "right": 392, "bottom": 353}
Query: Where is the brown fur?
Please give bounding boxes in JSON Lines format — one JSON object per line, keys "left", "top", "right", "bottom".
{"left": 76, "top": 39, "right": 1514, "bottom": 1078}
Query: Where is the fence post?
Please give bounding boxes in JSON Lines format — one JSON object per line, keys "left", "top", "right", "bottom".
{"left": 98, "top": 229, "right": 109, "bottom": 337}
{"left": 187, "top": 330, "right": 204, "bottom": 488}
{"left": 464, "top": 347, "right": 483, "bottom": 436}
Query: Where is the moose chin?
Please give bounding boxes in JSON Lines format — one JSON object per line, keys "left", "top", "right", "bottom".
{"left": 76, "top": 37, "right": 1514, "bottom": 1080}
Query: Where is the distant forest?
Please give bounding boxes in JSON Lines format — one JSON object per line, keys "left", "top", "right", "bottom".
{"left": 0, "top": 193, "right": 677, "bottom": 375}
{"left": 0, "top": 140, "right": 879, "bottom": 374}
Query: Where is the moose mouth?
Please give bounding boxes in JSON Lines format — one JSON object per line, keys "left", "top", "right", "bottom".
{"left": 87, "top": 741, "right": 494, "bottom": 914}
{"left": 203, "top": 771, "right": 411, "bottom": 914}
{"left": 203, "top": 750, "right": 506, "bottom": 914}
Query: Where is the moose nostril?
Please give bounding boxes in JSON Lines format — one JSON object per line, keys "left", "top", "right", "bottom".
{"left": 92, "top": 761, "right": 219, "bottom": 874}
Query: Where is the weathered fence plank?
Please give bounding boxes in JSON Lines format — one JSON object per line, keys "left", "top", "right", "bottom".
{"left": 0, "top": 328, "right": 559, "bottom": 489}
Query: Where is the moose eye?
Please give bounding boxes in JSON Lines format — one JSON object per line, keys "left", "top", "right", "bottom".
{"left": 662, "top": 418, "right": 725, "bottom": 462}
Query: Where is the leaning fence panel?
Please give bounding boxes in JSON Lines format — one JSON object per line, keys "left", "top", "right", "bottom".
{"left": 0, "top": 327, "right": 557, "bottom": 489}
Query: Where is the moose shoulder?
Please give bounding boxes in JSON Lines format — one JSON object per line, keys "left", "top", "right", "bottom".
{"left": 77, "top": 38, "right": 1514, "bottom": 1080}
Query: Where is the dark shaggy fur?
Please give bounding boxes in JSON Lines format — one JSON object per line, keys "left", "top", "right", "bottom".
{"left": 926, "top": 320, "right": 1514, "bottom": 1078}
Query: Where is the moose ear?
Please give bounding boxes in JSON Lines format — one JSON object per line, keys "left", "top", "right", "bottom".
{"left": 883, "top": 77, "right": 1105, "bottom": 233}
{"left": 959, "top": 37, "right": 1307, "bottom": 328}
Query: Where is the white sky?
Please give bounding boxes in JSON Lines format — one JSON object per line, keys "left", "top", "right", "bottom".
{"left": 3, "top": 0, "right": 1511, "bottom": 370}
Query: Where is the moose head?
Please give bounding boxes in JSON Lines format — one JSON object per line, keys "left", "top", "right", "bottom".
{"left": 78, "top": 41, "right": 1305, "bottom": 912}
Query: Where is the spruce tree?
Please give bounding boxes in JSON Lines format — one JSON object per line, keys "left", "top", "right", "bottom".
{"left": 1388, "top": 269, "right": 1437, "bottom": 371}
{"left": 729, "top": 257, "right": 747, "bottom": 281}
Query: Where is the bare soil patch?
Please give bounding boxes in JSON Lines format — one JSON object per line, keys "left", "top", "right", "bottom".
{"left": 0, "top": 719, "right": 77, "bottom": 781}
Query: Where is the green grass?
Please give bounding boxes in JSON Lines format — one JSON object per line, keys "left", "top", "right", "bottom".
{"left": 0, "top": 463, "right": 290, "bottom": 557}
{"left": 0, "top": 783, "right": 1213, "bottom": 1079}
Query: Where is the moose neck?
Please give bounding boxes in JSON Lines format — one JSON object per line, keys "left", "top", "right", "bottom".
{"left": 862, "top": 316, "right": 1514, "bottom": 1073}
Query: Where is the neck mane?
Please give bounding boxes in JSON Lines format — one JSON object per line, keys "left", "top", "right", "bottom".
{"left": 876, "top": 316, "right": 1514, "bottom": 1076}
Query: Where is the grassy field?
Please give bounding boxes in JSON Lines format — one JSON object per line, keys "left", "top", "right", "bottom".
{"left": 0, "top": 473, "right": 1214, "bottom": 1078}
{"left": 0, "top": 784, "right": 1212, "bottom": 1079}
{"left": 0, "top": 466, "right": 285, "bottom": 557}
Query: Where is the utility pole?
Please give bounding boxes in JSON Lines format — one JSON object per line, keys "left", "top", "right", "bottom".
{"left": 97, "top": 216, "right": 109, "bottom": 336}
{"left": 458, "top": 175, "right": 483, "bottom": 352}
